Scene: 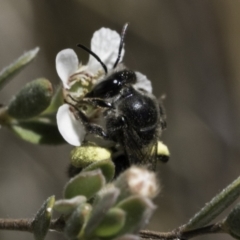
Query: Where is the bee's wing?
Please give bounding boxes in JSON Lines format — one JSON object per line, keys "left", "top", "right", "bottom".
{"left": 122, "top": 126, "right": 158, "bottom": 171}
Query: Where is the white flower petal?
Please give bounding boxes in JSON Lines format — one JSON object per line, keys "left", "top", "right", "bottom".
{"left": 88, "top": 28, "right": 125, "bottom": 72}
{"left": 57, "top": 104, "right": 86, "bottom": 146}
{"left": 134, "top": 72, "right": 153, "bottom": 93}
{"left": 56, "top": 49, "right": 79, "bottom": 89}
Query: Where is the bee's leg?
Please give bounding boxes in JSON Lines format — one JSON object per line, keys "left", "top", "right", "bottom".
{"left": 112, "top": 153, "right": 130, "bottom": 177}
{"left": 68, "top": 164, "right": 82, "bottom": 178}
{"left": 105, "top": 115, "right": 128, "bottom": 143}
{"left": 81, "top": 98, "right": 113, "bottom": 109}
{"left": 67, "top": 95, "right": 113, "bottom": 109}
{"left": 74, "top": 108, "right": 109, "bottom": 140}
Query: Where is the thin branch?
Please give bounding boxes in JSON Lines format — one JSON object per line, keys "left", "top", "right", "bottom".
{"left": 0, "top": 218, "right": 33, "bottom": 232}
{"left": 0, "top": 218, "right": 226, "bottom": 239}
{"left": 140, "top": 222, "right": 225, "bottom": 239}
{"left": 180, "top": 223, "right": 225, "bottom": 239}
{"left": 0, "top": 217, "right": 65, "bottom": 233}
{"left": 181, "top": 175, "right": 240, "bottom": 231}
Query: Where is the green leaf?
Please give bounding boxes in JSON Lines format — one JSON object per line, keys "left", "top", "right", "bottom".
{"left": 64, "top": 169, "right": 106, "bottom": 199}
{"left": 94, "top": 208, "right": 126, "bottom": 237}
{"left": 223, "top": 202, "right": 240, "bottom": 239}
{"left": 32, "top": 196, "right": 55, "bottom": 240}
{"left": 8, "top": 78, "right": 53, "bottom": 119}
{"left": 10, "top": 120, "right": 64, "bottom": 144}
{"left": 182, "top": 175, "right": 240, "bottom": 231}
{"left": 83, "top": 158, "right": 115, "bottom": 183}
{"left": 0, "top": 47, "right": 39, "bottom": 91}
{"left": 64, "top": 203, "right": 92, "bottom": 240}
{"left": 116, "top": 196, "right": 156, "bottom": 235}
{"left": 84, "top": 186, "right": 120, "bottom": 237}
{"left": 54, "top": 196, "right": 87, "bottom": 215}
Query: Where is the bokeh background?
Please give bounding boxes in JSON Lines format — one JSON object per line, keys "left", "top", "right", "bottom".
{"left": 0, "top": 1, "right": 240, "bottom": 240}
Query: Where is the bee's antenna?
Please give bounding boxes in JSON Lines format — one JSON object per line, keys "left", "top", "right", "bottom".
{"left": 113, "top": 23, "right": 129, "bottom": 69}
{"left": 77, "top": 43, "right": 108, "bottom": 74}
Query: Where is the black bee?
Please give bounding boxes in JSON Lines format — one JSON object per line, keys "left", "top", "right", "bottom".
{"left": 68, "top": 24, "right": 168, "bottom": 177}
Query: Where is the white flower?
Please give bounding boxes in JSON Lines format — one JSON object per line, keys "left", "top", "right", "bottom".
{"left": 56, "top": 49, "right": 79, "bottom": 90}
{"left": 134, "top": 72, "right": 152, "bottom": 93}
{"left": 88, "top": 28, "right": 125, "bottom": 72}
{"left": 57, "top": 104, "right": 86, "bottom": 146}
{"left": 56, "top": 27, "right": 153, "bottom": 146}
{"left": 56, "top": 27, "right": 125, "bottom": 146}
{"left": 56, "top": 28, "right": 124, "bottom": 90}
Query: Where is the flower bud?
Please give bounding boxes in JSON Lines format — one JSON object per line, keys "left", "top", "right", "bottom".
{"left": 114, "top": 166, "right": 159, "bottom": 202}
{"left": 8, "top": 78, "right": 53, "bottom": 119}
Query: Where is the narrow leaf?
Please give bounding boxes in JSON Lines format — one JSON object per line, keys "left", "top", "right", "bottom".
{"left": 223, "top": 202, "right": 240, "bottom": 239}
{"left": 10, "top": 120, "right": 64, "bottom": 144}
{"left": 0, "top": 47, "right": 39, "bottom": 90}
{"left": 183, "top": 175, "right": 240, "bottom": 231}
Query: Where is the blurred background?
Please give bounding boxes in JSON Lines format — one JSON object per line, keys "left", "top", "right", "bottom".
{"left": 0, "top": 1, "right": 240, "bottom": 239}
